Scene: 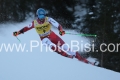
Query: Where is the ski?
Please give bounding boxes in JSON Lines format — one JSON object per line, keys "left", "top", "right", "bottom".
{"left": 88, "top": 60, "right": 99, "bottom": 66}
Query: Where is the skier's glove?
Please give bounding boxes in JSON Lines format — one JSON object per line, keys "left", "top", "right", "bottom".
{"left": 59, "top": 30, "right": 65, "bottom": 36}
{"left": 13, "top": 31, "right": 20, "bottom": 36}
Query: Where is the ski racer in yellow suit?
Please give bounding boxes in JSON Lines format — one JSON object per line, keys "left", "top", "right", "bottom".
{"left": 13, "top": 8, "right": 92, "bottom": 64}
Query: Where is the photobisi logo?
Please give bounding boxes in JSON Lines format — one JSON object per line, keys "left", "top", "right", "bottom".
{"left": 0, "top": 40, "right": 119, "bottom": 53}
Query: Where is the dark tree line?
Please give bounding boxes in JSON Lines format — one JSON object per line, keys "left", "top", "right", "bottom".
{"left": 0, "top": 0, "right": 78, "bottom": 27}
{"left": 0, "top": 0, "right": 120, "bottom": 72}
{"left": 81, "top": 0, "right": 120, "bottom": 72}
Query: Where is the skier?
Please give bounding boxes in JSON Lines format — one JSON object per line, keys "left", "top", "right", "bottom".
{"left": 13, "top": 8, "right": 93, "bottom": 64}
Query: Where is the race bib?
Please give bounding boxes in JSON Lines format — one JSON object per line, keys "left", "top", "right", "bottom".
{"left": 34, "top": 18, "right": 51, "bottom": 35}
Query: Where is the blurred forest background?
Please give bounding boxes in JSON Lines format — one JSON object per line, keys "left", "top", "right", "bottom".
{"left": 0, "top": 0, "right": 120, "bottom": 72}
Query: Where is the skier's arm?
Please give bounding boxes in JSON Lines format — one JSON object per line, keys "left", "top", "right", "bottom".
{"left": 18, "top": 22, "right": 34, "bottom": 34}
{"left": 48, "top": 17, "right": 65, "bottom": 36}
{"left": 13, "top": 22, "right": 34, "bottom": 36}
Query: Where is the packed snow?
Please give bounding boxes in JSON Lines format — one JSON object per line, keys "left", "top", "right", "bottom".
{"left": 0, "top": 18, "right": 120, "bottom": 80}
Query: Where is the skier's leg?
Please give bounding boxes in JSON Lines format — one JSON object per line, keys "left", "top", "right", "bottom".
{"left": 75, "top": 52, "right": 89, "bottom": 63}
{"left": 41, "top": 37, "right": 73, "bottom": 58}
{"left": 60, "top": 44, "right": 89, "bottom": 63}
{"left": 60, "top": 44, "right": 76, "bottom": 56}
{"left": 43, "top": 31, "right": 93, "bottom": 64}
{"left": 49, "top": 32, "right": 76, "bottom": 56}
{"left": 48, "top": 31, "right": 90, "bottom": 63}
{"left": 48, "top": 31, "right": 65, "bottom": 46}
{"left": 75, "top": 52, "right": 96, "bottom": 65}
{"left": 47, "top": 31, "right": 74, "bottom": 58}
{"left": 51, "top": 45, "right": 73, "bottom": 58}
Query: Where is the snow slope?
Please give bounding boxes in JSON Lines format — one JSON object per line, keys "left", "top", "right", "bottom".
{"left": 0, "top": 18, "right": 120, "bottom": 80}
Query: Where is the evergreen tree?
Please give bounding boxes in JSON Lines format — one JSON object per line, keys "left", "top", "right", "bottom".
{"left": 81, "top": 0, "right": 120, "bottom": 72}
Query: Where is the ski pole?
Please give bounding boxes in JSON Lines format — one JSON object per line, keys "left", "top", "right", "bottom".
{"left": 16, "top": 36, "right": 21, "bottom": 42}
{"left": 65, "top": 32, "right": 97, "bottom": 37}
{"left": 13, "top": 32, "right": 21, "bottom": 42}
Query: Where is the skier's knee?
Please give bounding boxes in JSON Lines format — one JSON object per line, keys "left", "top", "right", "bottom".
{"left": 42, "top": 38, "right": 55, "bottom": 48}
{"left": 61, "top": 44, "right": 70, "bottom": 51}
